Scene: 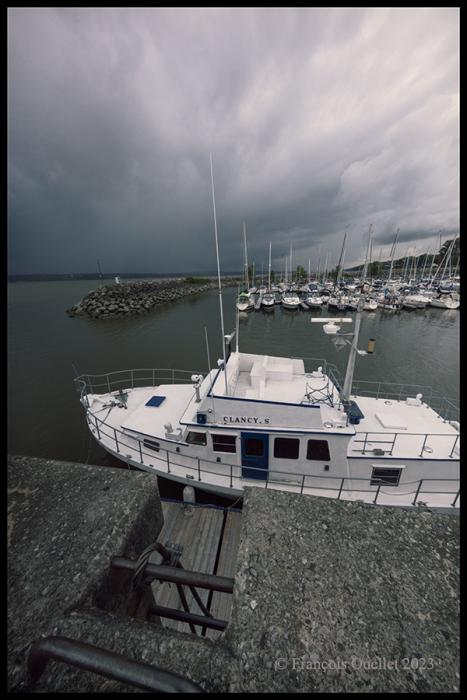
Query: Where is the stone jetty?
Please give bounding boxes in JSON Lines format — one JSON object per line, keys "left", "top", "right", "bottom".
{"left": 66, "top": 277, "right": 238, "bottom": 319}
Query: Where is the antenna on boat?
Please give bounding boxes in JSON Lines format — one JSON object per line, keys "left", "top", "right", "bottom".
{"left": 209, "top": 153, "right": 228, "bottom": 395}
{"left": 235, "top": 298, "right": 240, "bottom": 352}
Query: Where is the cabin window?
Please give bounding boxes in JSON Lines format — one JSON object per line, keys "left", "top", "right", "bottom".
{"left": 306, "top": 439, "right": 330, "bottom": 461}
{"left": 370, "top": 467, "right": 402, "bottom": 487}
{"left": 274, "top": 437, "right": 300, "bottom": 459}
{"left": 143, "top": 438, "right": 160, "bottom": 453}
{"left": 186, "top": 431, "right": 207, "bottom": 446}
{"left": 212, "top": 434, "right": 236, "bottom": 453}
{"left": 244, "top": 437, "right": 265, "bottom": 457}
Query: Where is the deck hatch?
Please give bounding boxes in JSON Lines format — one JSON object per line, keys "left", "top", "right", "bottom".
{"left": 145, "top": 396, "right": 166, "bottom": 407}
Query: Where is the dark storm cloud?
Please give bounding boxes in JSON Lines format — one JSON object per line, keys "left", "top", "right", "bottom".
{"left": 8, "top": 7, "right": 459, "bottom": 274}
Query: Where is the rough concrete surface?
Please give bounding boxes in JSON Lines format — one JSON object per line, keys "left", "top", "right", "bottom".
{"left": 225, "top": 489, "right": 459, "bottom": 693}
{"left": 7, "top": 456, "right": 163, "bottom": 691}
{"left": 8, "top": 457, "right": 459, "bottom": 693}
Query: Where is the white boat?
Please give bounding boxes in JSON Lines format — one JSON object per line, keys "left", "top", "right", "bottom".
{"left": 362, "top": 298, "right": 378, "bottom": 311}
{"left": 327, "top": 296, "right": 340, "bottom": 310}
{"left": 76, "top": 342, "right": 459, "bottom": 509}
{"left": 261, "top": 291, "right": 276, "bottom": 309}
{"left": 236, "top": 292, "right": 254, "bottom": 312}
{"left": 281, "top": 293, "right": 300, "bottom": 309}
{"left": 346, "top": 296, "right": 360, "bottom": 311}
{"left": 429, "top": 295, "right": 460, "bottom": 310}
{"left": 402, "top": 294, "right": 428, "bottom": 310}
{"left": 306, "top": 295, "right": 323, "bottom": 308}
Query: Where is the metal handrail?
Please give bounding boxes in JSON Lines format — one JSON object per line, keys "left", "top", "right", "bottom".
{"left": 349, "top": 380, "right": 459, "bottom": 421}
{"left": 85, "top": 408, "right": 459, "bottom": 504}
{"left": 27, "top": 636, "right": 203, "bottom": 692}
{"left": 352, "top": 430, "right": 460, "bottom": 456}
{"left": 76, "top": 368, "right": 459, "bottom": 421}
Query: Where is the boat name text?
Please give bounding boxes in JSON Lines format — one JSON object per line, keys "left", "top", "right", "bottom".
{"left": 222, "top": 416, "right": 270, "bottom": 425}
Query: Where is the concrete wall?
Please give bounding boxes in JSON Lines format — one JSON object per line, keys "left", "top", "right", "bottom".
{"left": 8, "top": 456, "right": 459, "bottom": 693}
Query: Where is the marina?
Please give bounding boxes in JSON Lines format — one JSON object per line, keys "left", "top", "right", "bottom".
{"left": 72, "top": 182, "right": 459, "bottom": 511}
{"left": 8, "top": 280, "right": 459, "bottom": 492}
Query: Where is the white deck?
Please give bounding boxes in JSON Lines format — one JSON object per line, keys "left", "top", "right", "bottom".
{"left": 214, "top": 352, "right": 339, "bottom": 404}
{"left": 350, "top": 395, "right": 459, "bottom": 460}
{"left": 88, "top": 384, "right": 195, "bottom": 441}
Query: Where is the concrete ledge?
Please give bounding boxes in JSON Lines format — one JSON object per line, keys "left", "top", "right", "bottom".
{"left": 8, "top": 458, "right": 459, "bottom": 693}
{"left": 225, "top": 488, "right": 459, "bottom": 692}
{"left": 8, "top": 456, "right": 163, "bottom": 690}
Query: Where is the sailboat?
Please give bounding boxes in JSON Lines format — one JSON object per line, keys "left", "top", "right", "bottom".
{"left": 236, "top": 223, "right": 254, "bottom": 312}
{"left": 261, "top": 242, "right": 276, "bottom": 309}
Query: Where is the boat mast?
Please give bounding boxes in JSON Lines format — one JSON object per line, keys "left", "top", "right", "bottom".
{"left": 335, "top": 231, "right": 347, "bottom": 288}
{"left": 243, "top": 222, "right": 249, "bottom": 290}
{"left": 290, "top": 242, "right": 293, "bottom": 285}
{"left": 316, "top": 245, "right": 322, "bottom": 279}
{"left": 342, "top": 310, "right": 362, "bottom": 402}
{"left": 362, "top": 224, "right": 372, "bottom": 284}
{"left": 209, "top": 154, "right": 228, "bottom": 395}
{"left": 388, "top": 229, "right": 399, "bottom": 282}
{"left": 268, "top": 242, "right": 272, "bottom": 290}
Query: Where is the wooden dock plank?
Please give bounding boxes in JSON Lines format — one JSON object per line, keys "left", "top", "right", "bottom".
{"left": 150, "top": 503, "right": 224, "bottom": 633}
{"left": 206, "top": 510, "right": 243, "bottom": 639}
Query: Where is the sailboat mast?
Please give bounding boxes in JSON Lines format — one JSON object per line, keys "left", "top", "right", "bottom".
{"left": 362, "top": 224, "right": 372, "bottom": 283}
{"left": 335, "top": 231, "right": 347, "bottom": 287}
{"left": 268, "top": 242, "right": 272, "bottom": 290}
{"left": 209, "top": 154, "right": 228, "bottom": 395}
{"left": 243, "top": 222, "right": 249, "bottom": 289}
{"left": 290, "top": 242, "right": 293, "bottom": 284}
{"left": 388, "top": 229, "right": 399, "bottom": 281}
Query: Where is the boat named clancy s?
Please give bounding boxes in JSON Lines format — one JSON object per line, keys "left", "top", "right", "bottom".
{"left": 74, "top": 158, "right": 459, "bottom": 510}
{"left": 75, "top": 336, "right": 459, "bottom": 509}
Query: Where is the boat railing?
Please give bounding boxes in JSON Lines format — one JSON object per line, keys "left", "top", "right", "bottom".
{"left": 352, "top": 430, "right": 460, "bottom": 458}
{"left": 84, "top": 407, "right": 459, "bottom": 507}
{"left": 350, "top": 380, "right": 459, "bottom": 422}
{"left": 74, "top": 368, "right": 205, "bottom": 406}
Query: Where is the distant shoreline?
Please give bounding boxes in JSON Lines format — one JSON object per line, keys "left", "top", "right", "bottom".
{"left": 8, "top": 273, "right": 241, "bottom": 282}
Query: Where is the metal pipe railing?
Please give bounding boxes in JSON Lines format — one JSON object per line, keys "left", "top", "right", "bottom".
{"left": 149, "top": 605, "right": 227, "bottom": 631}
{"left": 27, "top": 636, "right": 203, "bottom": 692}
{"left": 111, "top": 558, "right": 235, "bottom": 593}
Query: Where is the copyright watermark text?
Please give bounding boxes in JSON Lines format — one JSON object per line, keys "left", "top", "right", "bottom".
{"left": 274, "top": 656, "right": 442, "bottom": 672}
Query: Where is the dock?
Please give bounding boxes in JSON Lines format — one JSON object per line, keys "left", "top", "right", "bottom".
{"left": 150, "top": 501, "right": 242, "bottom": 639}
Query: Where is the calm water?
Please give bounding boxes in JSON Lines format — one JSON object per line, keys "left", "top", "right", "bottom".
{"left": 8, "top": 281, "right": 459, "bottom": 499}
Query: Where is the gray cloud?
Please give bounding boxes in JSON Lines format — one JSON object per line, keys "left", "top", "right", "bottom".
{"left": 8, "top": 7, "right": 459, "bottom": 274}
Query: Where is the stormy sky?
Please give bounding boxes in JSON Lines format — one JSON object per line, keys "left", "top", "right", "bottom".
{"left": 8, "top": 7, "right": 459, "bottom": 275}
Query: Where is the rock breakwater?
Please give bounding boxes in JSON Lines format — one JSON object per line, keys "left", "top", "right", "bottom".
{"left": 66, "top": 277, "right": 238, "bottom": 319}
